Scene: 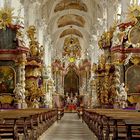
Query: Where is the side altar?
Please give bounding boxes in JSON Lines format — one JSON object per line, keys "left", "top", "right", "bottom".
{"left": 0, "top": 8, "right": 29, "bottom": 108}
{"left": 25, "top": 26, "right": 45, "bottom": 108}
{"left": 94, "top": 4, "right": 140, "bottom": 108}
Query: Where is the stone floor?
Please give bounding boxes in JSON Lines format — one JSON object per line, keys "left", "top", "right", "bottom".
{"left": 39, "top": 113, "right": 97, "bottom": 140}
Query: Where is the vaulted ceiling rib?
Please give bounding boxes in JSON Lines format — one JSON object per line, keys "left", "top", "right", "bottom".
{"left": 57, "top": 14, "right": 85, "bottom": 28}
{"left": 54, "top": 0, "right": 88, "bottom": 12}
{"left": 60, "top": 28, "right": 83, "bottom": 38}
{"left": 43, "top": 0, "right": 97, "bottom": 59}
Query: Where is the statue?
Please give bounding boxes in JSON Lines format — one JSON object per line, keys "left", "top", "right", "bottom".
{"left": 27, "top": 26, "right": 40, "bottom": 57}
{"left": 118, "top": 83, "right": 128, "bottom": 108}
{"left": 39, "top": 45, "right": 45, "bottom": 60}
{"left": 13, "top": 83, "right": 27, "bottom": 109}
{"left": 33, "top": 98, "right": 39, "bottom": 108}
{"left": 73, "top": 96, "right": 78, "bottom": 105}
{"left": 67, "top": 96, "right": 71, "bottom": 104}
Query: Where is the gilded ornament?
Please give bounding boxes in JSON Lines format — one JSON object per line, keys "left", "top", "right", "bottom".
{"left": 0, "top": 8, "right": 14, "bottom": 29}
{"left": 98, "top": 27, "right": 115, "bottom": 49}
{"left": 27, "top": 26, "right": 44, "bottom": 58}
{"left": 127, "top": 4, "right": 140, "bottom": 22}
{"left": 92, "top": 63, "right": 97, "bottom": 73}
{"left": 63, "top": 36, "right": 81, "bottom": 61}
{"left": 130, "top": 56, "right": 140, "bottom": 65}
{"left": 105, "top": 63, "right": 111, "bottom": 73}
{"left": 0, "top": 95, "right": 13, "bottom": 104}
{"left": 27, "top": 26, "right": 36, "bottom": 41}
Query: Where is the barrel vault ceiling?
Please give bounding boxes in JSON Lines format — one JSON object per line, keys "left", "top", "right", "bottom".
{"left": 37, "top": 0, "right": 108, "bottom": 60}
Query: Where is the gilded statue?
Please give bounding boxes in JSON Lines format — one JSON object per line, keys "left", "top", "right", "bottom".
{"left": 30, "top": 41, "right": 39, "bottom": 57}
{"left": 92, "top": 63, "right": 97, "bottom": 73}
{"left": 27, "top": 26, "right": 41, "bottom": 57}
{"left": 27, "top": 26, "right": 36, "bottom": 41}
{"left": 98, "top": 54, "right": 106, "bottom": 69}
{"left": 130, "top": 56, "right": 140, "bottom": 65}
{"left": 98, "top": 25, "right": 115, "bottom": 49}
{"left": 38, "top": 45, "right": 45, "bottom": 60}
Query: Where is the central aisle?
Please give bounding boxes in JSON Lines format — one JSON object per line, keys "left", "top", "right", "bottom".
{"left": 40, "top": 113, "right": 97, "bottom": 140}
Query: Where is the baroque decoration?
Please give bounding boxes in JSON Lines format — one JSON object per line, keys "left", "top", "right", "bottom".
{"left": 0, "top": 7, "right": 29, "bottom": 108}
{"left": 96, "top": 3, "right": 140, "bottom": 107}
{"left": 0, "top": 8, "right": 13, "bottom": 29}
{"left": 63, "top": 36, "right": 81, "bottom": 63}
{"left": 25, "top": 25, "right": 45, "bottom": 108}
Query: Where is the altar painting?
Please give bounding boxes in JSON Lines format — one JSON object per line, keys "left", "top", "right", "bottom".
{"left": 126, "top": 65, "right": 140, "bottom": 93}
{"left": 0, "top": 66, "right": 15, "bottom": 93}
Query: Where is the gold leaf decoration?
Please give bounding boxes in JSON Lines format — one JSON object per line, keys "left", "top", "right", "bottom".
{"left": 127, "top": 4, "right": 140, "bottom": 22}
{"left": 0, "top": 8, "right": 14, "bottom": 29}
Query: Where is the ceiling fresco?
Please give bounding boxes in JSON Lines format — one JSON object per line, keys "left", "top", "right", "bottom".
{"left": 54, "top": 0, "right": 88, "bottom": 12}
{"left": 57, "top": 14, "right": 85, "bottom": 28}
{"left": 60, "top": 28, "right": 83, "bottom": 38}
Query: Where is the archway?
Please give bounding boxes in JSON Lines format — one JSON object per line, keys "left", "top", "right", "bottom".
{"left": 64, "top": 68, "right": 79, "bottom": 97}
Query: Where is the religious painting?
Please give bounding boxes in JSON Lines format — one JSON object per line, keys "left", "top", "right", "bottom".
{"left": 0, "top": 66, "right": 15, "bottom": 93}
{"left": 126, "top": 65, "right": 140, "bottom": 93}
{"left": 128, "top": 26, "right": 140, "bottom": 44}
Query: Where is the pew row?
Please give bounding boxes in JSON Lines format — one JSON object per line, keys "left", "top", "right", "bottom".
{"left": 57, "top": 108, "right": 64, "bottom": 120}
{"left": 77, "top": 108, "right": 83, "bottom": 119}
{"left": 83, "top": 109, "right": 140, "bottom": 140}
{"left": 0, "top": 109, "right": 58, "bottom": 140}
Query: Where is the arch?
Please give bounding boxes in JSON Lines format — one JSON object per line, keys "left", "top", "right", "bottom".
{"left": 60, "top": 28, "right": 83, "bottom": 38}
{"left": 57, "top": 14, "right": 85, "bottom": 28}
{"left": 64, "top": 67, "right": 79, "bottom": 95}
{"left": 47, "top": 9, "right": 92, "bottom": 34}
{"left": 54, "top": 0, "right": 88, "bottom": 12}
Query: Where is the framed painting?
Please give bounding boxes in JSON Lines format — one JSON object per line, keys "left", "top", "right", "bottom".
{"left": 0, "top": 66, "right": 16, "bottom": 93}
{"left": 126, "top": 65, "right": 140, "bottom": 94}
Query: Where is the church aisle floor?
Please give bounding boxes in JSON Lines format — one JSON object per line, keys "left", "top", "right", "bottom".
{"left": 39, "top": 113, "right": 97, "bottom": 140}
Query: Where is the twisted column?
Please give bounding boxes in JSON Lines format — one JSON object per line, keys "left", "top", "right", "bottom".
{"left": 17, "top": 53, "right": 27, "bottom": 108}
{"left": 113, "top": 65, "right": 121, "bottom": 108}
{"left": 114, "top": 65, "right": 121, "bottom": 90}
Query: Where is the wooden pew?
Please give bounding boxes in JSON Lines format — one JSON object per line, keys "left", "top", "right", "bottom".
{"left": 0, "top": 109, "right": 57, "bottom": 140}
{"left": 57, "top": 108, "right": 64, "bottom": 120}
{"left": 77, "top": 108, "right": 83, "bottom": 119}
{"left": 83, "top": 109, "right": 140, "bottom": 140}
{"left": 124, "top": 120, "right": 140, "bottom": 140}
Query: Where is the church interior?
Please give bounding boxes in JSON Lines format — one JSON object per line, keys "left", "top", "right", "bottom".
{"left": 0, "top": 0, "right": 140, "bottom": 139}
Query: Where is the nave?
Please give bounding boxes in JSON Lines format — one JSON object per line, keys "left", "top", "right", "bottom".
{"left": 1, "top": 0, "right": 140, "bottom": 140}
{"left": 41, "top": 113, "right": 97, "bottom": 140}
